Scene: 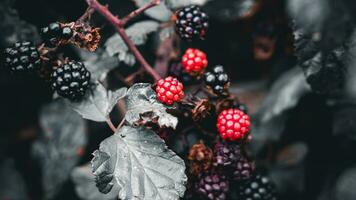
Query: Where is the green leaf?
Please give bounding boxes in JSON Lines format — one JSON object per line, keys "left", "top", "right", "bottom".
{"left": 91, "top": 126, "right": 187, "bottom": 200}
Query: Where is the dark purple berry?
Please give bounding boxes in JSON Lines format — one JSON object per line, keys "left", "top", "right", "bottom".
{"left": 51, "top": 61, "right": 91, "bottom": 101}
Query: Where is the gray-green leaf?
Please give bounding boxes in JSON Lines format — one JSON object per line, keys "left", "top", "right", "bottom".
{"left": 71, "top": 164, "right": 118, "bottom": 200}
{"left": 105, "top": 20, "right": 160, "bottom": 66}
{"left": 91, "top": 126, "right": 187, "bottom": 200}
{"left": 78, "top": 49, "right": 120, "bottom": 82}
{"left": 125, "top": 83, "right": 178, "bottom": 129}
{"left": 165, "top": 0, "right": 210, "bottom": 10}
{"left": 70, "top": 83, "right": 127, "bottom": 122}
{"left": 133, "top": 0, "right": 172, "bottom": 21}
{"left": 32, "top": 100, "right": 88, "bottom": 199}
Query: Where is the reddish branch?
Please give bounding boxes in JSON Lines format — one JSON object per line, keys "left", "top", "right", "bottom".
{"left": 86, "top": 0, "right": 161, "bottom": 81}
{"left": 120, "top": 0, "right": 161, "bottom": 26}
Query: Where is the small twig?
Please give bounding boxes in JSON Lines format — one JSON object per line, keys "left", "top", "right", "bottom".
{"left": 114, "top": 71, "right": 132, "bottom": 87}
{"left": 120, "top": 0, "right": 161, "bottom": 26}
{"left": 192, "top": 83, "right": 204, "bottom": 96}
{"left": 78, "top": 7, "right": 95, "bottom": 22}
{"left": 86, "top": 0, "right": 161, "bottom": 82}
{"left": 125, "top": 68, "right": 145, "bottom": 84}
{"left": 106, "top": 117, "right": 117, "bottom": 133}
{"left": 154, "top": 37, "right": 178, "bottom": 77}
{"left": 116, "top": 117, "right": 126, "bottom": 130}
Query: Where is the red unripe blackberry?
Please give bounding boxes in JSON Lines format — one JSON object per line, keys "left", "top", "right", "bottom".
{"left": 155, "top": 76, "right": 184, "bottom": 105}
{"left": 175, "top": 5, "right": 209, "bottom": 41}
{"left": 217, "top": 108, "right": 251, "bottom": 141}
{"left": 3, "top": 41, "right": 42, "bottom": 73}
{"left": 51, "top": 61, "right": 91, "bottom": 101}
{"left": 181, "top": 48, "right": 208, "bottom": 75}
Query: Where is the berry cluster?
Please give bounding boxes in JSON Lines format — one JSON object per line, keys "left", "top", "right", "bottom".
{"left": 217, "top": 108, "right": 251, "bottom": 141}
{"left": 51, "top": 61, "right": 91, "bottom": 101}
{"left": 181, "top": 48, "right": 208, "bottom": 75}
{"left": 3, "top": 42, "right": 41, "bottom": 73}
{"left": 175, "top": 5, "right": 209, "bottom": 41}
{"left": 41, "top": 22, "right": 73, "bottom": 47}
{"left": 188, "top": 141, "right": 258, "bottom": 200}
{"left": 204, "top": 65, "right": 230, "bottom": 95}
{"left": 155, "top": 76, "right": 184, "bottom": 105}
{"left": 2, "top": 20, "right": 98, "bottom": 102}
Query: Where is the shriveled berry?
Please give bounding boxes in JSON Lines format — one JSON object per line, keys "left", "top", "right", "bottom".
{"left": 155, "top": 76, "right": 184, "bottom": 105}
{"left": 217, "top": 108, "right": 251, "bottom": 141}
{"left": 181, "top": 48, "right": 208, "bottom": 75}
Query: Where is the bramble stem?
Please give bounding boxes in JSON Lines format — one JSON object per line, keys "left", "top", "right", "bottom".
{"left": 78, "top": 7, "right": 95, "bottom": 22}
{"left": 106, "top": 117, "right": 117, "bottom": 133}
{"left": 120, "top": 0, "right": 161, "bottom": 26}
{"left": 85, "top": 0, "right": 161, "bottom": 82}
{"left": 116, "top": 118, "right": 126, "bottom": 130}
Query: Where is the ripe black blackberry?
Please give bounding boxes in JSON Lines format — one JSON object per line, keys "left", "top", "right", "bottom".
{"left": 204, "top": 65, "right": 230, "bottom": 95}
{"left": 196, "top": 172, "right": 229, "bottom": 200}
{"left": 175, "top": 5, "right": 209, "bottom": 41}
{"left": 238, "top": 173, "right": 278, "bottom": 200}
{"left": 51, "top": 61, "right": 91, "bottom": 101}
{"left": 3, "top": 41, "right": 41, "bottom": 73}
{"left": 41, "top": 22, "right": 73, "bottom": 47}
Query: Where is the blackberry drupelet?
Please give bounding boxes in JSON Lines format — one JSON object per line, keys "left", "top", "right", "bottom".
{"left": 51, "top": 61, "right": 91, "bottom": 101}
{"left": 238, "top": 173, "right": 278, "bottom": 200}
{"left": 196, "top": 172, "right": 229, "bottom": 200}
{"left": 204, "top": 65, "right": 230, "bottom": 95}
{"left": 41, "top": 22, "right": 73, "bottom": 47}
{"left": 3, "top": 41, "right": 41, "bottom": 73}
{"left": 175, "top": 5, "right": 209, "bottom": 41}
